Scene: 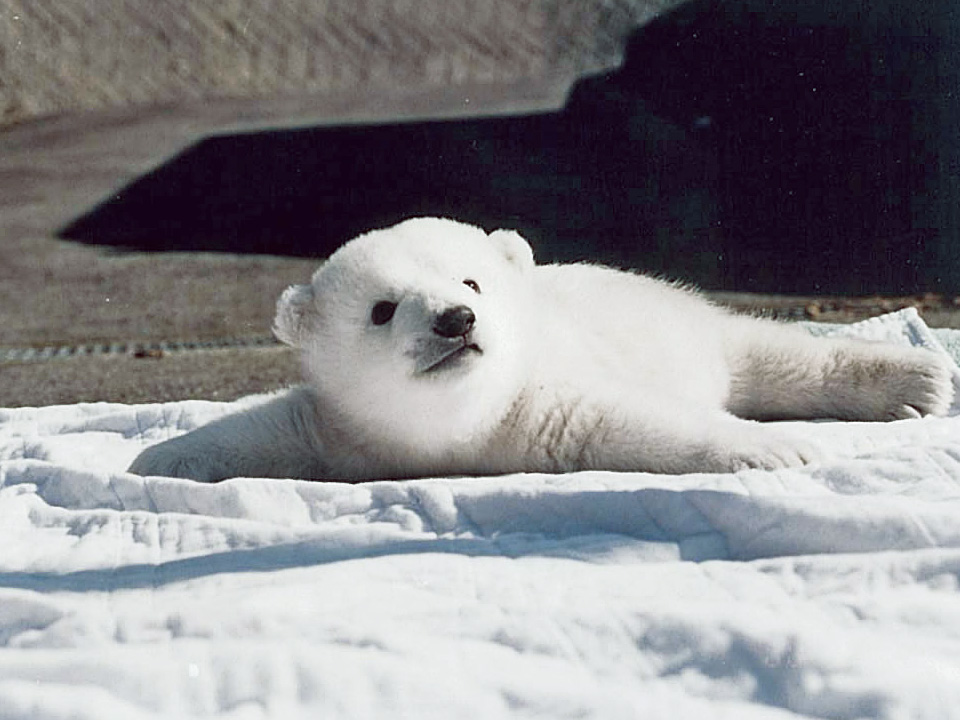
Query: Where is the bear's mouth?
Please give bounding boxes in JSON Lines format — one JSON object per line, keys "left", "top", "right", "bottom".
{"left": 420, "top": 342, "right": 482, "bottom": 374}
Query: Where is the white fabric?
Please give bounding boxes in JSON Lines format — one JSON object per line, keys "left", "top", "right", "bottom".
{"left": 2, "top": 308, "right": 960, "bottom": 719}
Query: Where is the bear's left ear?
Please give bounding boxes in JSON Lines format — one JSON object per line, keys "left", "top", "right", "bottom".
{"left": 489, "top": 229, "right": 534, "bottom": 273}
{"left": 273, "top": 284, "right": 314, "bottom": 348}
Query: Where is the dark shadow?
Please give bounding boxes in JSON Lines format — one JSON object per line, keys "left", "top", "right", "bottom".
{"left": 61, "top": 0, "right": 960, "bottom": 294}
{"left": 606, "top": 0, "right": 958, "bottom": 294}
{"left": 61, "top": 102, "right": 721, "bottom": 282}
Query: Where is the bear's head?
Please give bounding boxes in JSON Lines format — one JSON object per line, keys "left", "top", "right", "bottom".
{"left": 274, "top": 218, "right": 536, "bottom": 453}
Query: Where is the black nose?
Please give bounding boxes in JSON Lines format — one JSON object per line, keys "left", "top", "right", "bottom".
{"left": 433, "top": 305, "right": 476, "bottom": 338}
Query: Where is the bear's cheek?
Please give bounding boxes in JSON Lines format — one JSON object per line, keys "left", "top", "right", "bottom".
{"left": 478, "top": 300, "right": 531, "bottom": 353}
{"left": 302, "top": 329, "right": 398, "bottom": 388}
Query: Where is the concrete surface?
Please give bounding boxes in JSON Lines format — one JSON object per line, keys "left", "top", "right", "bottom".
{"left": 0, "top": 77, "right": 573, "bottom": 346}
{"left": 0, "top": 346, "right": 301, "bottom": 408}
{"left": 0, "top": 77, "right": 577, "bottom": 408}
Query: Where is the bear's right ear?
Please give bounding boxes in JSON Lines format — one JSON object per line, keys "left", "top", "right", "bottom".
{"left": 489, "top": 229, "right": 534, "bottom": 273}
{"left": 273, "top": 284, "right": 314, "bottom": 348}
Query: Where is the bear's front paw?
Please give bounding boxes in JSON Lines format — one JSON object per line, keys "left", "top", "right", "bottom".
{"left": 827, "top": 344, "right": 955, "bottom": 421}
{"left": 128, "top": 437, "right": 226, "bottom": 482}
{"left": 700, "top": 424, "right": 823, "bottom": 473}
{"left": 884, "top": 350, "right": 955, "bottom": 419}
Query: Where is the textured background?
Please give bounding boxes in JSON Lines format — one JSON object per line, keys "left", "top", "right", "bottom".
{"left": 0, "top": 0, "right": 681, "bottom": 127}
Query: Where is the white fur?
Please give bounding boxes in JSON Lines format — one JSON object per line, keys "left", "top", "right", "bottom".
{"left": 129, "top": 218, "right": 956, "bottom": 482}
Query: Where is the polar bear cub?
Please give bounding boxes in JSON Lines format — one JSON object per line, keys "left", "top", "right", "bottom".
{"left": 129, "top": 217, "right": 955, "bottom": 482}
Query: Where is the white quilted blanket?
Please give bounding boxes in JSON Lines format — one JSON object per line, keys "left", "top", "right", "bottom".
{"left": 2, "top": 309, "right": 960, "bottom": 719}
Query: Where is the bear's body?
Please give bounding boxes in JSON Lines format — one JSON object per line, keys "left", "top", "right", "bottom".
{"left": 129, "top": 218, "right": 955, "bottom": 482}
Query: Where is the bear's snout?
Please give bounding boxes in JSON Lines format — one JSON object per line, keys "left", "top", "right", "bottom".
{"left": 433, "top": 305, "right": 476, "bottom": 339}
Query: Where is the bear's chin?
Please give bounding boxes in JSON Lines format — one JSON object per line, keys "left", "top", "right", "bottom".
{"left": 317, "top": 358, "right": 520, "bottom": 457}
{"left": 341, "top": 398, "right": 504, "bottom": 458}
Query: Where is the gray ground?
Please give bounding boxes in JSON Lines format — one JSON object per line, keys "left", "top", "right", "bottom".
{"left": 0, "top": 79, "right": 572, "bottom": 408}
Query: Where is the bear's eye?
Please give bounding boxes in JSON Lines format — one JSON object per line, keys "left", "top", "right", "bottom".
{"left": 463, "top": 279, "right": 481, "bottom": 294}
{"left": 371, "top": 301, "right": 397, "bottom": 326}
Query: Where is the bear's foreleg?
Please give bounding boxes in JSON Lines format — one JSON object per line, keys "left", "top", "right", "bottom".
{"left": 516, "top": 396, "right": 822, "bottom": 475}
{"left": 723, "top": 319, "right": 955, "bottom": 421}
{"left": 128, "top": 386, "right": 327, "bottom": 482}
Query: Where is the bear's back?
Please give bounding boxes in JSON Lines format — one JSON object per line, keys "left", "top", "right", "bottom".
{"left": 529, "top": 262, "right": 731, "bottom": 407}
